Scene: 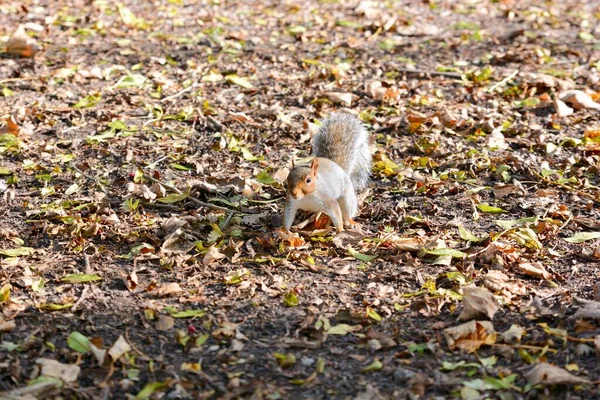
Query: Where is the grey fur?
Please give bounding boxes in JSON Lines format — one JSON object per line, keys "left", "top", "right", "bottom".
{"left": 311, "top": 113, "right": 372, "bottom": 191}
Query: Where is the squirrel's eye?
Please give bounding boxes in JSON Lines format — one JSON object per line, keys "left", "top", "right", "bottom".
{"left": 306, "top": 177, "right": 312, "bottom": 184}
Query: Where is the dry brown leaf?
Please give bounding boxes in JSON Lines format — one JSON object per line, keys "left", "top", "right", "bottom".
{"left": 559, "top": 90, "right": 600, "bottom": 110}
{"left": 155, "top": 315, "right": 175, "bottom": 331}
{"left": 273, "top": 167, "right": 290, "bottom": 182}
{"left": 161, "top": 229, "right": 195, "bottom": 255}
{"left": 90, "top": 343, "right": 106, "bottom": 365}
{"left": 518, "top": 262, "right": 551, "bottom": 279}
{"left": 157, "top": 282, "right": 183, "bottom": 296}
{"left": 526, "top": 363, "right": 591, "bottom": 386}
{"left": 487, "top": 127, "right": 509, "bottom": 150}
{"left": 4, "top": 25, "right": 40, "bottom": 57}
{"left": 444, "top": 320, "right": 497, "bottom": 353}
{"left": 323, "top": 92, "right": 358, "bottom": 107}
{"left": 203, "top": 245, "right": 226, "bottom": 266}
{"left": 459, "top": 286, "right": 500, "bottom": 321}
{"left": 36, "top": 359, "right": 80, "bottom": 383}
{"left": 554, "top": 98, "right": 574, "bottom": 117}
{"left": 0, "top": 316, "right": 16, "bottom": 332}
{"left": 365, "top": 81, "right": 387, "bottom": 100}
{"left": 276, "top": 229, "right": 306, "bottom": 249}
{"left": 108, "top": 335, "right": 131, "bottom": 361}
{"left": 501, "top": 324, "right": 525, "bottom": 343}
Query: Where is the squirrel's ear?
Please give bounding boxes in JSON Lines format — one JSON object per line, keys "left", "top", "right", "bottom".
{"left": 291, "top": 157, "right": 295, "bottom": 167}
{"left": 310, "top": 158, "right": 319, "bottom": 174}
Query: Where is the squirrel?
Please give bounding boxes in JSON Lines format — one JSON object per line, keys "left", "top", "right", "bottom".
{"left": 283, "top": 113, "right": 372, "bottom": 233}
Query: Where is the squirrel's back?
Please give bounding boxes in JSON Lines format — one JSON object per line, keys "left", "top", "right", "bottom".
{"left": 311, "top": 113, "right": 371, "bottom": 191}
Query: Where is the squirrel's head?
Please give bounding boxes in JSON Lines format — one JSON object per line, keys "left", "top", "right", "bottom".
{"left": 286, "top": 158, "right": 318, "bottom": 199}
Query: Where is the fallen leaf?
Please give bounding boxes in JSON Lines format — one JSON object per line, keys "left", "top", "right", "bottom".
{"left": 108, "top": 335, "right": 131, "bottom": 361}
{"left": 323, "top": 92, "right": 357, "bottom": 106}
{"left": 36, "top": 359, "right": 80, "bottom": 383}
{"left": 459, "top": 286, "right": 500, "bottom": 321}
{"left": 526, "top": 363, "right": 591, "bottom": 386}
{"left": 157, "top": 282, "right": 183, "bottom": 296}
{"left": 203, "top": 245, "right": 226, "bottom": 266}
{"left": 4, "top": 25, "right": 39, "bottom": 57}
{"left": 554, "top": 98, "right": 574, "bottom": 117}
{"left": 444, "top": 320, "right": 497, "bottom": 353}
{"left": 155, "top": 315, "right": 175, "bottom": 331}
{"left": 559, "top": 90, "right": 600, "bottom": 110}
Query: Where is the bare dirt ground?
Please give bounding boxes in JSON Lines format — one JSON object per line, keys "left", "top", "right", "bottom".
{"left": 1, "top": 0, "right": 600, "bottom": 399}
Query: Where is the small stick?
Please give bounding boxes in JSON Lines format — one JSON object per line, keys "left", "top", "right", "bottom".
{"left": 396, "top": 68, "right": 463, "bottom": 79}
{"left": 160, "top": 84, "right": 198, "bottom": 103}
{"left": 142, "top": 173, "right": 234, "bottom": 213}
{"left": 71, "top": 285, "right": 90, "bottom": 312}
{"left": 70, "top": 162, "right": 108, "bottom": 194}
{"left": 487, "top": 69, "right": 519, "bottom": 93}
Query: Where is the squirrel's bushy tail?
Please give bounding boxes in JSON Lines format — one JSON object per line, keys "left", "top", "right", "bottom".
{"left": 311, "top": 113, "right": 372, "bottom": 191}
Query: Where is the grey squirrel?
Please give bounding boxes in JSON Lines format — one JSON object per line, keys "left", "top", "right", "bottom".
{"left": 283, "top": 113, "right": 372, "bottom": 233}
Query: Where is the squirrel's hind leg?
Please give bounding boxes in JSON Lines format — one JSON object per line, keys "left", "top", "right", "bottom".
{"left": 321, "top": 199, "right": 344, "bottom": 233}
{"left": 338, "top": 189, "right": 358, "bottom": 223}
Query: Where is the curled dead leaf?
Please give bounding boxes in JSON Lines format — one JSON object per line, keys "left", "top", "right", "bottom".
{"left": 459, "top": 286, "right": 500, "bottom": 321}
{"left": 559, "top": 90, "right": 600, "bottom": 110}
{"left": 36, "top": 359, "right": 80, "bottom": 383}
{"left": 4, "top": 25, "right": 40, "bottom": 57}
{"left": 108, "top": 335, "right": 131, "bottom": 361}
{"left": 518, "top": 262, "right": 551, "bottom": 279}
{"left": 323, "top": 92, "right": 358, "bottom": 107}
{"left": 554, "top": 98, "right": 574, "bottom": 117}
{"left": 526, "top": 362, "right": 591, "bottom": 386}
{"left": 444, "top": 320, "right": 497, "bottom": 353}
{"left": 203, "top": 245, "right": 226, "bottom": 266}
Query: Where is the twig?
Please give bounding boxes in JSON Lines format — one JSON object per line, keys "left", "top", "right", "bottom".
{"left": 0, "top": 76, "right": 40, "bottom": 84}
{"left": 70, "top": 162, "right": 108, "bottom": 194}
{"left": 142, "top": 173, "right": 234, "bottom": 213}
{"left": 487, "top": 69, "right": 519, "bottom": 93}
{"left": 84, "top": 254, "right": 92, "bottom": 274}
{"left": 71, "top": 285, "right": 90, "bottom": 312}
{"left": 528, "top": 167, "right": 599, "bottom": 204}
{"left": 160, "top": 84, "right": 198, "bottom": 103}
{"left": 396, "top": 68, "right": 463, "bottom": 79}
{"left": 0, "top": 381, "right": 59, "bottom": 399}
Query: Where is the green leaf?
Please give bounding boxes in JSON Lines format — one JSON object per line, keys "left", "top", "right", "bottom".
{"left": 0, "top": 166, "right": 10, "bottom": 175}
{"left": 283, "top": 292, "right": 299, "bottom": 307}
{"left": 476, "top": 204, "right": 507, "bottom": 213}
{"left": 40, "top": 303, "right": 73, "bottom": 311}
{"left": 240, "top": 147, "right": 263, "bottom": 161}
{"left": 327, "top": 324, "right": 359, "bottom": 335}
{"left": 225, "top": 74, "right": 253, "bottom": 89}
{"left": 72, "top": 93, "right": 101, "bottom": 109}
{"left": 61, "top": 274, "right": 102, "bottom": 284}
{"left": 135, "top": 381, "right": 167, "bottom": 400}
{"left": 366, "top": 307, "right": 382, "bottom": 322}
{"left": 0, "top": 284, "right": 10, "bottom": 303}
{"left": 564, "top": 231, "right": 600, "bottom": 243}
{"left": 494, "top": 216, "right": 538, "bottom": 230}
{"left": 256, "top": 171, "right": 276, "bottom": 184}
{"left": 425, "top": 248, "right": 467, "bottom": 258}
{"left": 170, "top": 309, "right": 206, "bottom": 318}
{"left": 158, "top": 192, "right": 189, "bottom": 204}
{"left": 67, "top": 331, "right": 91, "bottom": 353}
{"left": 441, "top": 361, "right": 481, "bottom": 371}
{"left": 169, "top": 163, "right": 192, "bottom": 171}
{"left": 347, "top": 246, "right": 376, "bottom": 262}
{"left": 458, "top": 226, "right": 485, "bottom": 242}
{"left": 0, "top": 247, "right": 35, "bottom": 257}
{"left": 274, "top": 352, "right": 297, "bottom": 368}
{"left": 361, "top": 358, "right": 383, "bottom": 372}
{"left": 114, "top": 74, "right": 146, "bottom": 89}
{"left": 195, "top": 333, "right": 209, "bottom": 347}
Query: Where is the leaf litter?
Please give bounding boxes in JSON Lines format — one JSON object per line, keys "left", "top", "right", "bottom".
{"left": 1, "top": 0, "right": 600, "bottom": 399}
